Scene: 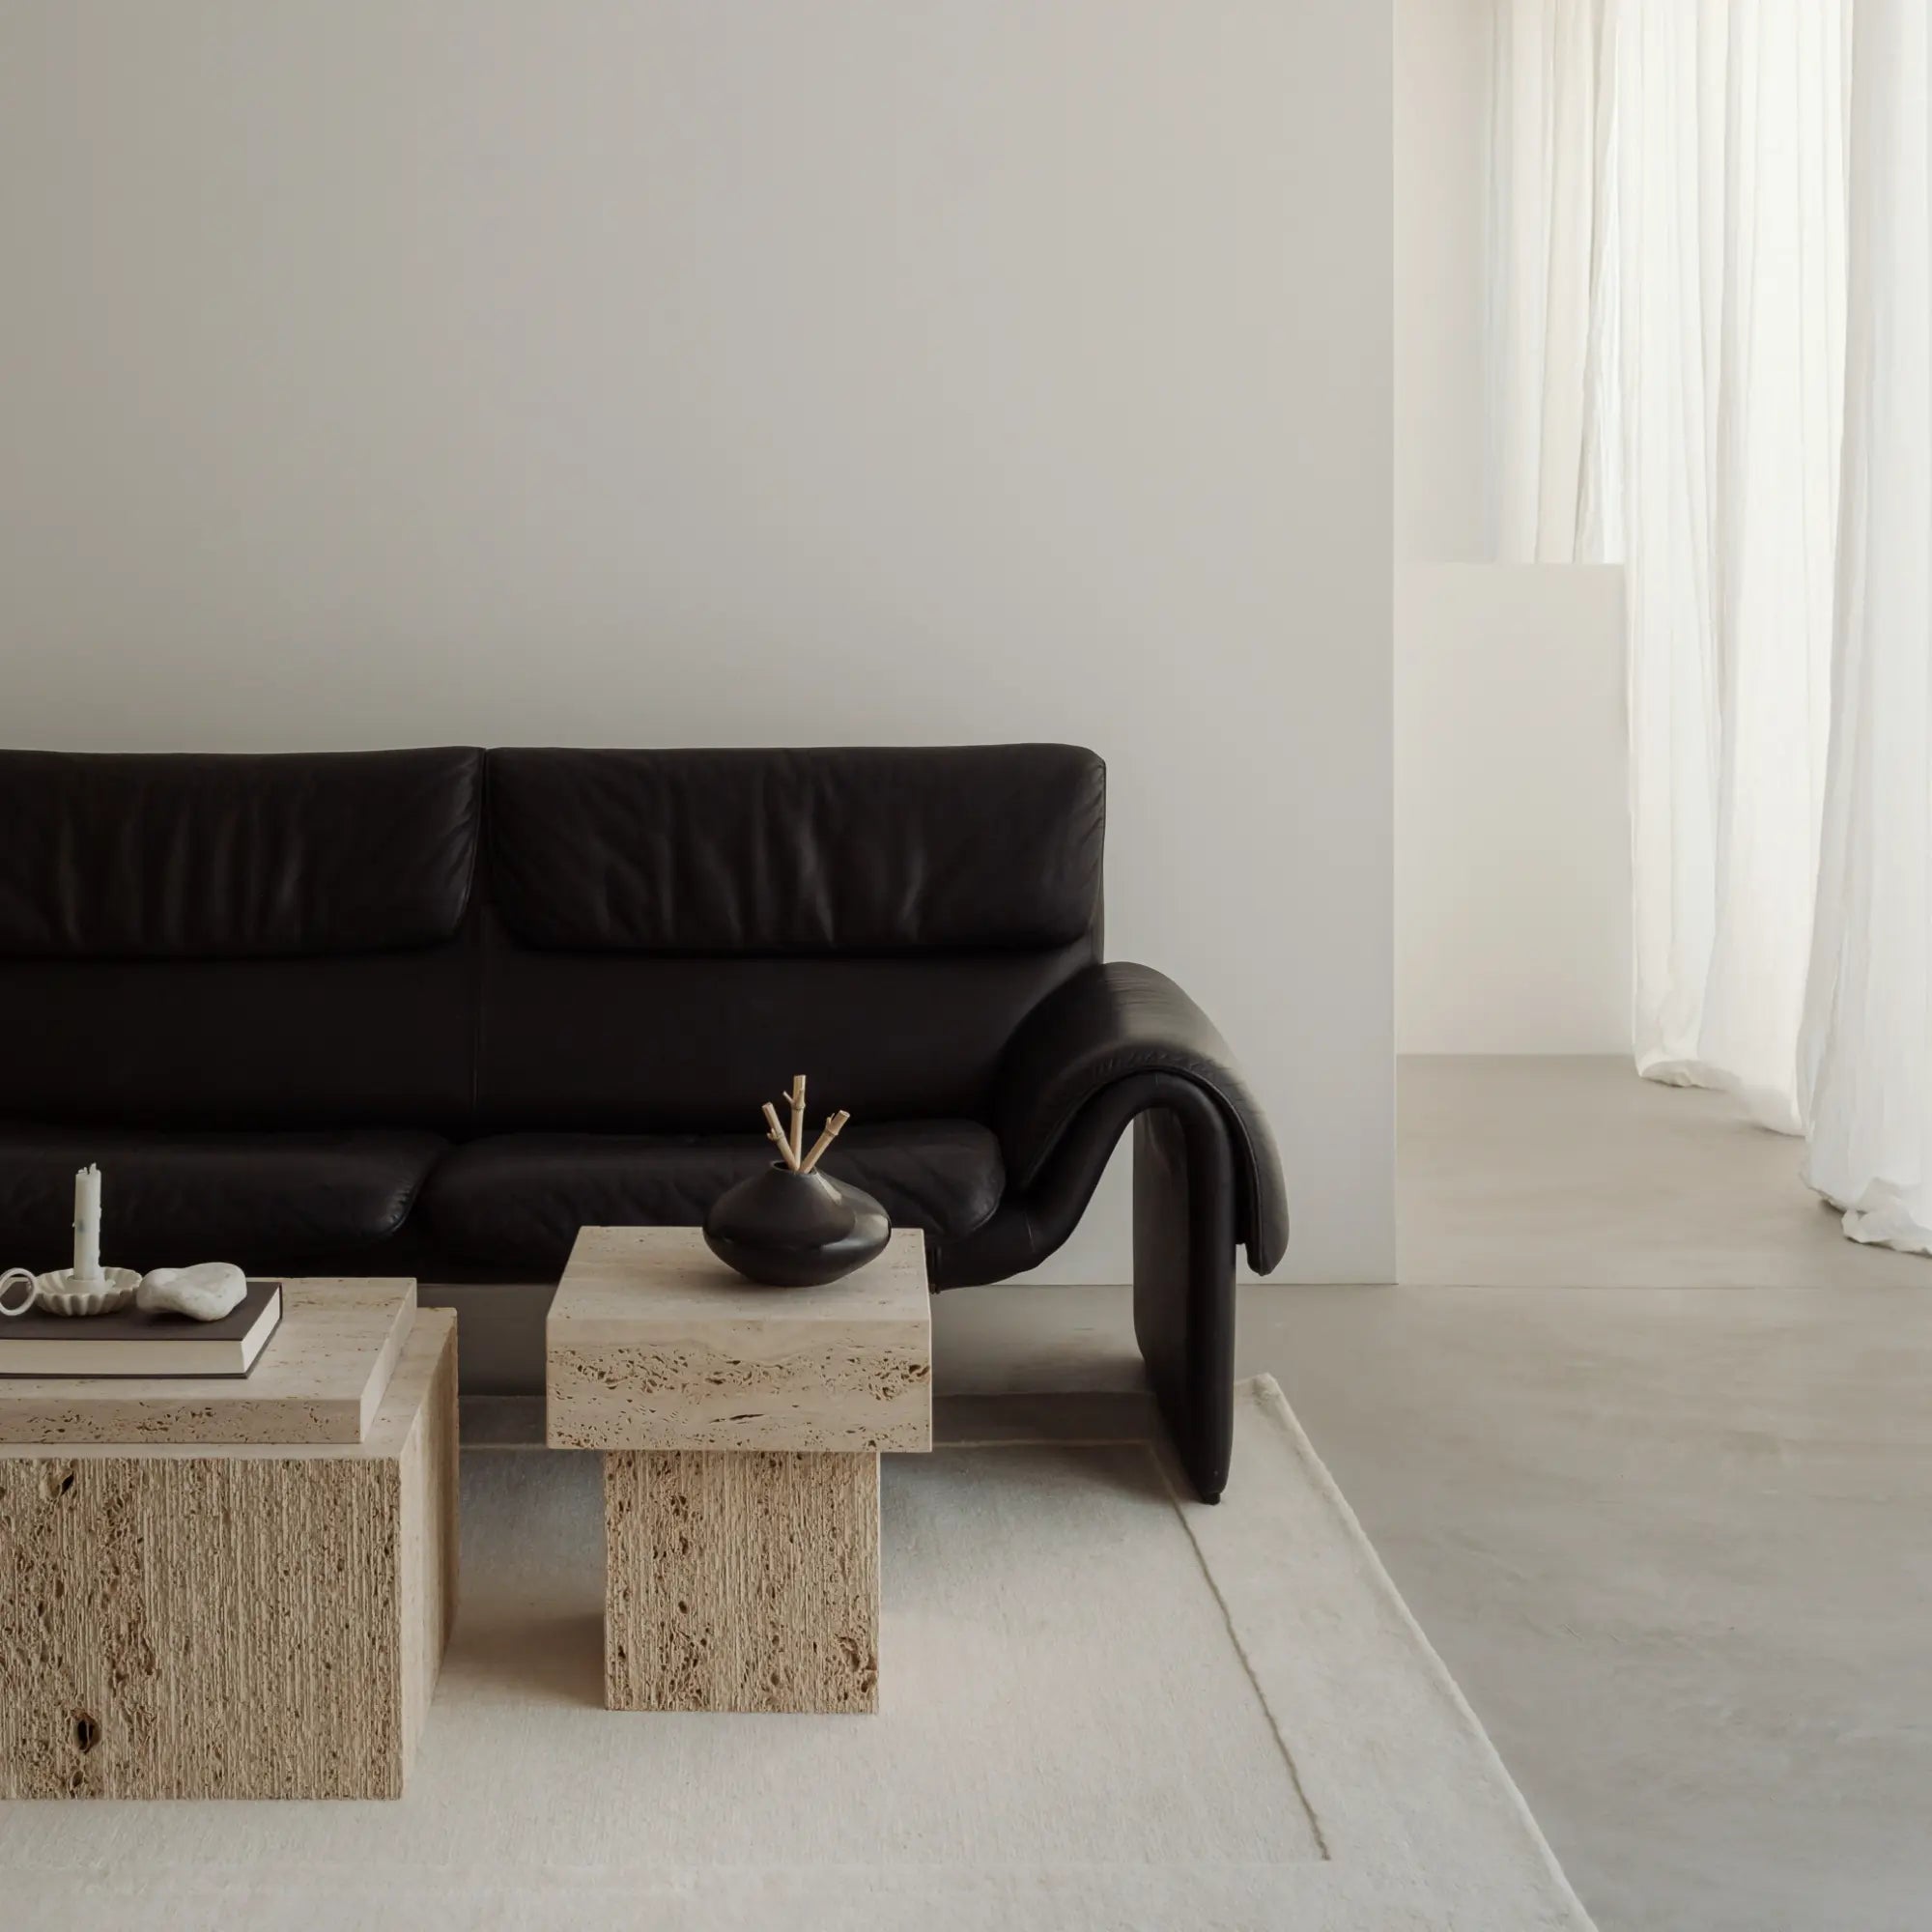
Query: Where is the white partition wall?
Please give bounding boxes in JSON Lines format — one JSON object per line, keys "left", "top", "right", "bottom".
{"left": 1398, "top": 565, "right": 1631, "bottom": 1054}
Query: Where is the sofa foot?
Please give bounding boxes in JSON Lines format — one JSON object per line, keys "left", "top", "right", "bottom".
{"left": 1132, "top": 1085, "right": 1237, "bottom": 1504}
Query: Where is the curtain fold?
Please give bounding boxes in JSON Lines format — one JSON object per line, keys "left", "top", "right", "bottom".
{"left": 1487, "top": 0, "right": 1608, "bottom": 562}
{"left": 1800, "top": 0, "right": 1932, "bottom": 1252}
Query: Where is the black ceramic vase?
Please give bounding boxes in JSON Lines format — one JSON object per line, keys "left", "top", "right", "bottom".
{"left": 702, "top": 1163, "right": 891, "bottom": 1288}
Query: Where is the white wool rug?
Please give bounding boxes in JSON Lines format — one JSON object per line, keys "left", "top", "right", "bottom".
{"left": 0, "top": 1378, "right": 1593, "bottom": 1931}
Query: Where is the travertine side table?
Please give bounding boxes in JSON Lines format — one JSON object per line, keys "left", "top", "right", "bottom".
{"left": 0, "top": 1282, "right": 457, "bottom": 1800}
{"left": 546, "top": 1226, "right": 931, "bottom": 1714}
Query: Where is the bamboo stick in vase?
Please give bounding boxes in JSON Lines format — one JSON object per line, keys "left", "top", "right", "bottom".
{"left": 789, "top": 1074, "right": 808, "bottom": 1167}
{"left": 799, "top": 1110, "right": 851, "bottom": 1176}
{"left": 761, "top": 1101, "right": 800, "bottom": 1170}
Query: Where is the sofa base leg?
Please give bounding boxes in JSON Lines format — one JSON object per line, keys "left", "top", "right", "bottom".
{"left": 1132, "top": 1085, "right": 1237, "bottom": 1504}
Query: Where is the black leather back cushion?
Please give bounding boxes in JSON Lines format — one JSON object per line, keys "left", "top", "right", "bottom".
{"left": 487, "top": 745, "right": 1104, "bottom": 953}
{"left": 0, "top": 748, "right": 482, "bottom": 1130}
{"left": 0, "top": 748, "right": 482, "bottom": 958}
{"left": 473, "top": 931, "right": 1092, "bottom": 1130}
{"left": 2, "top": 743, "right": 1101, "bottom": 1135}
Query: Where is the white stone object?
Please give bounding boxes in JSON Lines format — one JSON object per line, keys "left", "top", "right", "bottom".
{"left": 72, "top": 1164, "right": 102, "bottom": 1283}
{"left": 137, "top": 1262, "right": 249, "bottom": 1322}
{"left": 32, "top": 1266, "right": 140, "bottom": 1318}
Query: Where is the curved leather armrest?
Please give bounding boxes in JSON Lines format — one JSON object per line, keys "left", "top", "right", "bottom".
{"left": 990, "top": 963, "right": 1289, "bottom": 1273}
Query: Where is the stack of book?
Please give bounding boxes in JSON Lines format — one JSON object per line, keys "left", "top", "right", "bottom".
{"left": 0, "top": 1282, "right": 282, "bottom": 1378}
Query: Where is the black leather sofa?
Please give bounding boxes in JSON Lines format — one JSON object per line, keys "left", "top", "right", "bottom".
{"left": 0, "top": 745, "right": 1286, "bottom": 1498}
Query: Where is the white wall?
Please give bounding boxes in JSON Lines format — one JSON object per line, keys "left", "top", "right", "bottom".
{"left": 0, "top": 2, "right": 1394, "bottom": 1283}
{"left": 1396, "top": 0, "right": 1489, "bottom": 564}
{"left": 1398, "top": 565, "right": 1630, "bottom": 1052}
{"left": 1393, "top": 0, "right": 1632, "bottom": 1057}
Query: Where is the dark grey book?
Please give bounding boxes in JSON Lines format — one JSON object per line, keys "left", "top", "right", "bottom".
{"left": 0, "top": 1281, "right": 282, "bottom": 1378}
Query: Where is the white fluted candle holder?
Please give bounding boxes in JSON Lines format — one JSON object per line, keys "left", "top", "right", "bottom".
{"left": 31, "top": 1265, "right": 140, "bottom": 1318}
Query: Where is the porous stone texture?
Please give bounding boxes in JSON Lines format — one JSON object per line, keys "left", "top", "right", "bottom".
{"left": 0, "top": 1279, "right": 415, "bottom": 1446}
{"left": 0, "top": 1311, "right": 457, "bottom": 1800}
{"left": 550, "top": 1337, "right": 930, "bottom": 1453}
{"left": 546, "top": 1227, "right": 931, "bottom": 1453}
{"left": 605, "top": 1448, "right": 880, "bottom": 1714}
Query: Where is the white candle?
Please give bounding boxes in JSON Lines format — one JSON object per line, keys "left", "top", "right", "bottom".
{"left": 72, "top": 1165, "right": 101, "bottom": 1283}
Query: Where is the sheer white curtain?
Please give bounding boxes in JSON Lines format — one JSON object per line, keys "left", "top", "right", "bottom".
{"left": 1491, "top": 0, "right": 1850, "bottom": 1130}
{"left": 1492, "top": 0, "right": 1932, "bottom": 1253}
{"left": 1487, "top": 0, "right": 1605, "bottom": 563}
{"left": 1801, "top": 0, "right": 1932, "bottom": 1252}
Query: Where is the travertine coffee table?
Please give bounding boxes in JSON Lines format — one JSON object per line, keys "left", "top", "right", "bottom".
{"left": 0, "top": 1281, "right": 457, "bottom": 1800}
{"left": 546, "top": 1226, "right": 931, "bottom": 1714}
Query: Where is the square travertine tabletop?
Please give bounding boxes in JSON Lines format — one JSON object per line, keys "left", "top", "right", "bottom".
{"left": 546, "top": 1225, "right": 931, "bottom": 1454}
{"left": 0, "top": 1278, "right": 417, "bottom": 1446}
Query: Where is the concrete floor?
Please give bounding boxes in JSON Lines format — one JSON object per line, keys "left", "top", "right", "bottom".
{"left": 929, "top": 1056, "right": 1932, "bottom": 1932}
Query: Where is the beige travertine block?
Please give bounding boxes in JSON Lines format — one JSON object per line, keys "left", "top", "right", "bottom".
{"left": 547, "top": 1228, "right": 931, "bottom": 1452}
{"left": 0, "top": 1278, "right": 416, "bottom": 1446}
{"left": 549, "top": 1228, "right": 928, "bottom": 1715}
{"left": 605, "top": 1448, "right": 879, "bottom": 1714}
{"left": 0, "top": 1311, "right": 457, "bottom": 1800}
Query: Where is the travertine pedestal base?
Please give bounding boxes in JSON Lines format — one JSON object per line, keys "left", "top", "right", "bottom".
{"left": 604, "top": 1448, "right": 880, "bottom": 1714}
{"left": 0, "top": 1312, "right": 458, "bottom": 1800}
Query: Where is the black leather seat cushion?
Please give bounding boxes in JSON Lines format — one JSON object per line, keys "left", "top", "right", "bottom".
{"left": 0, "top": 1128, "right": 446, "bottom": 1273}
{"left": 423, "top": 1122, "right": 1005, "bottom": 1274}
